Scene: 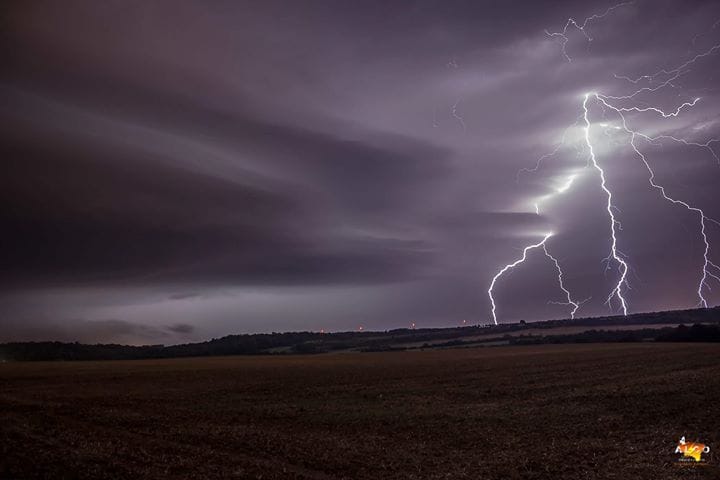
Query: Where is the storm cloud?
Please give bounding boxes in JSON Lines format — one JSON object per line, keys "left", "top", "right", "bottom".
{"left": 1, "top": 0, "right": 719, "bottom": 343}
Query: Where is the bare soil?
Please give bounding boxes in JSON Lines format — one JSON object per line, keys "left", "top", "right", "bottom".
{"left": 1, "top": 343, "right": 718, "bottom": 479}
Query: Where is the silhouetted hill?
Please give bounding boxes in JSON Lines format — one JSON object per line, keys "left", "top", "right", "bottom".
{"left": 2, "top": 306, "right": 720, "bottom": 361}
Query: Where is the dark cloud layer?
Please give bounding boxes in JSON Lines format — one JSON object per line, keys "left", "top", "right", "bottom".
{"left": 1, "top": 0, "right": 719, "bottom": 343}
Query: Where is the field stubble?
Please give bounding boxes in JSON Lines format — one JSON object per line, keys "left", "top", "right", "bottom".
{"left": 1, "top": 343, "right": 719, "bottom": 479}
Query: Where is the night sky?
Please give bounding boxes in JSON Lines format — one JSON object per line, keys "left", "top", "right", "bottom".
{"left": 2, "top": 0, "right": 720, "bottom": 344}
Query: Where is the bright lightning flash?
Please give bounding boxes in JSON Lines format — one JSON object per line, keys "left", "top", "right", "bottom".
{"left": 583, "top": 93, "right": 629, "bottom": 314}
{"left": 488, "top": 233, "right": 551, "bottom": 325}
{"left": 487, "top": 233, "right": 582, "bottom": 324}
{"left": 488, "top": 3, "right": 720, "bottom": 324}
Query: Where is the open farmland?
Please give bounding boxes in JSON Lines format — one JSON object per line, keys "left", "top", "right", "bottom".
{"left": 1, "top": 343, "right": 719, "bottom": 479}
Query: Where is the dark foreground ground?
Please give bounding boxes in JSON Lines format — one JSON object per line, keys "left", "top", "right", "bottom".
{"left": 1, "top": 344, "right": 719, "bottom": 479}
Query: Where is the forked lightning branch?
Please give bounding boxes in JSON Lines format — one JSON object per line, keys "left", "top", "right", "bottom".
{"left": 488, "top": 2, "right": 720, "bottom": 324}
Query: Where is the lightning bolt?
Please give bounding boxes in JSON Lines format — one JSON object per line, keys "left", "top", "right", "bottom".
{"left": 434, "top": 58, "right": 466, "bottom": 132}
{"left": 643, "top": 134, "right": 719, "bottom": 165}
{"left": 488, "top": 233, "right": 552, "bottom": 325}
{"left": 516, "top": 116, "right": 584, "bottom": 182}
{"left": 492, "top": 131, "right": 585, "bottom": 323}
{"left": 545, "top": 1, "right": 634, "bottom": 62}
{"left": 487, "top": 232, "right": 584, "bottom": 324}
{"left": 591, "top": 93, "right": 720, "bottom": 307}
{"left": 489, "top": 3, "right": 720, "bottom": 323}
{"left": 583, "top": 93, "right": 629, "bottom": 314}
{"left": 451, "top": 98, "right": 466, "bottom": 133}
{"left": 586, "top": 37, "right": 720, "bottom": 309}
{"left": 542, "top": 243, "right": 584, "bottom": 318}
{"left": 613, "top": 43, "right": 720, "bottom": 85}
{"left": 692, "top": 17, "right": 720, "bottom": 46}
